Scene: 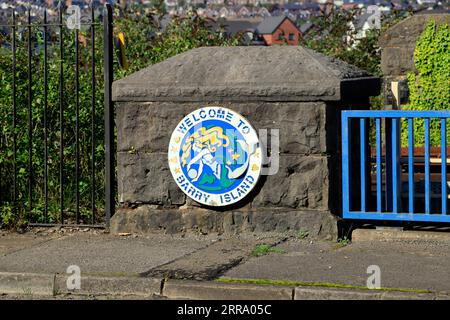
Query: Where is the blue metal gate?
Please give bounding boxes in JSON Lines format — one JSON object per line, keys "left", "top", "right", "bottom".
{"left": 341, "top": 110, "right": 450, "bottom": 223}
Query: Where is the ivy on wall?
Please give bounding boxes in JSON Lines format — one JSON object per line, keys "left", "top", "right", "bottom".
{"left": 401, "top": 19, "right": 450, "bottom": 147}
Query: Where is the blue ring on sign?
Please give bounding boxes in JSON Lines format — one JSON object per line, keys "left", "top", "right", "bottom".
{"left": 179, "top": 120, "right": 249, "bottom": 195}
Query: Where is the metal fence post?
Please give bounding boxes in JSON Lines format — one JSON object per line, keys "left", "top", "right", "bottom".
{"left": 341, "top": 112, "right": 350, "bottom": 217}
{"left": 104, "top": 4, "right": 115, "bottom": 227}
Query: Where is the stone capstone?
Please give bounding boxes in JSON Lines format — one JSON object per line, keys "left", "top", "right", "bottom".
{"left": 113, "top": 46, "right": 378, "bottom": 103}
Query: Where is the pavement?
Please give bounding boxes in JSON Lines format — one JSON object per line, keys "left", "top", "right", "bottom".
{"left": 0, "top": 227, "right": 449, "bottom": 300}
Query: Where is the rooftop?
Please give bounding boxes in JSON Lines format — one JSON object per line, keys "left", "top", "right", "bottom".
{"left": 255, "top": 15, "right": 287, "bottom": 34}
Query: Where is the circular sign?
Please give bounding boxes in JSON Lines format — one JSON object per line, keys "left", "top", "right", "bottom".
{"left": 168, "top": 107, "right": 262, "bottom": 206}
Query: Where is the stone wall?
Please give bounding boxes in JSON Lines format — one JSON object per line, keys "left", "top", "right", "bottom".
{"left": 117, "top": 101, "right": 328, "bottom": 211}
{"left": 111, "top": 46, "right": 380, "bottom": 238}
{"left": 379, "top": 13, "right": 450, "bottom": 106}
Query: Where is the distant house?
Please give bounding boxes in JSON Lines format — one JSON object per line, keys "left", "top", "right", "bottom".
{"left": 299, "top": 21, "right": 313, "bottom": 36}
{"left": 237, "top": 6, "right": 251, "bottom": 17}
{"left": 258, "top": 7, "right": 271, "bottom": 17}
{"left": 353, "top": 12, "right": 378, "bottom": 40}
{"left": 206, "top": 9, "right": 219, "bottom": 18}
{"left": 219, "top": 7, "right": 229, "bottom": 18}
{"left": 221, "top": 19, "right": 261, "bottom": 36}
{"left": 417, "top": 0, "right": 437, "bottom": 4}
{"left": 227, "top": 7, "right": 237, "bottom": 17}
{"left": 255, "top": 15, "right": 301, "bottom": 46}
{"left": 197, "top": 8, "right": 206, "bottom": 16}
{"left": 346, "top": 7, "right": 384, "bottom": 46}
{"left": 220, "top": 19, "right": 262, "bottom": 45}
{"left": 298, "top": 10, "right": 311, "bottom": 19}
{"left": 341, "top": 3, "right": 359, "bottom": 11}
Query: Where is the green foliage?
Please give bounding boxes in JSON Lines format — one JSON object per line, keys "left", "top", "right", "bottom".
{"left": 336, "top": 236, "right": 351, "bottom": 248}
{"left": 114, "top": 5, "right": 239, "bottom": 79}
{"left": 215, "top": 278, "right": 431, "bottom": 293}
{"left": 0, "top": 203, "right": 14, "bottom": 228}
{"left": 303, "top": 7, "right": 378, "bottom": 75}
{"left": 301, "top": 8, "right": 409, "bottom": 146}
{"left": 297, "top": 229, "right": 309, "bottom": 239}
{"left": 0, "top": 6, "right": 237, "bottom": 228}
{"left": 401, "top": 20, "right": 450, "bottom": 147}
{"left": 303, "top": 8, "right": 409, "bottom": 77}
{"left": 251, "top": 244, "right": 284, "bottom": 257}
{"left": 0, "top": 25, "right": 107, "bottom": 225}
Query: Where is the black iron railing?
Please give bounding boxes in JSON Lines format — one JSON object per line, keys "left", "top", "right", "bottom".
{"left": 0, "top": 3, "right": 115, "bottom": 227}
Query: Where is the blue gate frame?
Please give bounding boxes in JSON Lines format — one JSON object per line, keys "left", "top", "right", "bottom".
{"left": 341, "top": 110, "right": 450, "bottom": 223}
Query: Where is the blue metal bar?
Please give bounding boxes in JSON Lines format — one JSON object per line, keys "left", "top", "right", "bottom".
{"left": 441, "top": 119, "right": 447, "bottom": 215}
{"left": 343, "top": 212, "right": 450, "bottom": 223}
{"left": 341, "top": 110, "right": 450, "bottom": 223}
{"left": 360, "top": 118, "right": 366, "bottom": 212}
{"left": 392, "top": 118, "right": 401, "bottom": 213}
{"left": 342, "top": 110, "right": 450, "bottom": 118}
{"left": 385, "top": 119, "right": 393, "bottom": 212}
{"left": 408, "top": 118, "right": 414, "bottom": 213}
{"left": 424, "top": 118, "right": 430, "bottom": 214}
{"left": 341, "top": 113, "right": 350, "bottom": 216}
{"left": 376, "top": 118, "right": 382, "bottom": 212}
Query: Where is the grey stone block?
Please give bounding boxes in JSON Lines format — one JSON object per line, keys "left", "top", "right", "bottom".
{"left": 117, "top": 151, "right": 185, "bottom": 205}
{"left": 252, "top": 155, "right": 328, "bottom": 210}
{"left": 118, "top": 151, "right": 328, "bottom": 210}
{"left": 110, "top": 207, "right": 339, "bottom": 239}
{"left": 116, "top": 101, "right": 327, "bottom": 155}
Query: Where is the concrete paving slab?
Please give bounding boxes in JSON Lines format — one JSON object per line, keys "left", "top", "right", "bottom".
{"left": 0, "top": 232, "right": 214, "bottom": 275}
{"left": 0, "top": 231, "right": 62, "bottom": 256}
{"left": 143, "top": 235, "right": 285, "bottom": 280}
{"left": 0, "top": 272, "right": 55, "bottom": 296}
{"left": 222, "top": 238, "right": 450, "bottom": 292}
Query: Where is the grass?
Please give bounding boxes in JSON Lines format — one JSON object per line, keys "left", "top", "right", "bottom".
{"left": 335, "top": 236, "right": 351, "bottom": 248}
{"left": 21, "top": 287, "right": 33, "bottom": 295}
{"left": 297, "top": 229, "right": 309, "bottom": 239}
{"left": 215, "top": 278, "right": 432, "bottom": 294}
{"left": 251, "top": 244, "right": 285, "bottom": 257}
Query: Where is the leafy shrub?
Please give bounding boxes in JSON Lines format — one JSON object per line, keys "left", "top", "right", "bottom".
{"left": 302, "top": 7, "right": 408, "bottom": 76}
{"left": 0, "top": 5, "right": 238, "bottom": 227}
{"left": 401, "top": 20, "right": 450, "bottom": 147}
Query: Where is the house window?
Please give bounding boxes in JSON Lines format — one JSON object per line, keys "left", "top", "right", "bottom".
{"left": 289, "top": 33, "right": 295, "bottom": 41}
{"left": 278, "top": 32, "right": 285, "bottom": 41}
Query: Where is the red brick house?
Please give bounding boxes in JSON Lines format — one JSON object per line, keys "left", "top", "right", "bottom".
{"left": 256, "top": 15, "right": 301, "bottom": 46}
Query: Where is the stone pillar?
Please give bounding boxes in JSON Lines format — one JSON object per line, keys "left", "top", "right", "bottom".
{"left": 378, "top": 13, "right": 450, "bottom": 107}
{"left": 111, "top": 46, "right": 380, "bottom": 238}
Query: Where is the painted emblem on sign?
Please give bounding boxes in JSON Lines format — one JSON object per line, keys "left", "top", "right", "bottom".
{"left": 168, "top": 107, "right": 262, "bottom": 206}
